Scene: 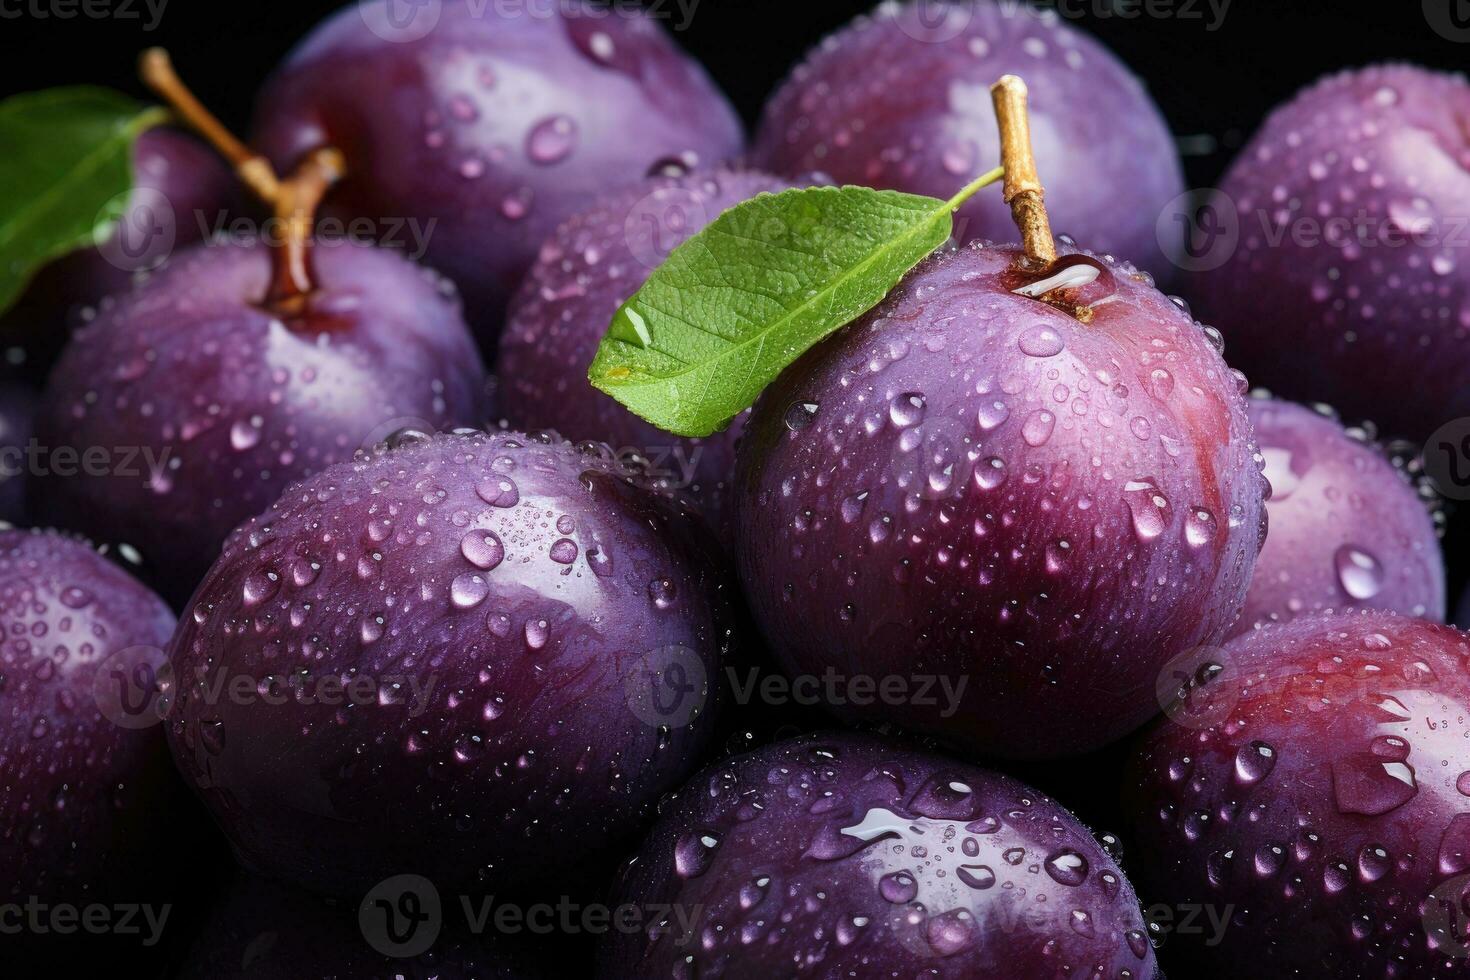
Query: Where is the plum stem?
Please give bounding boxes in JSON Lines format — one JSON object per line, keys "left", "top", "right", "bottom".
{"left": 139, "top": 48, "right": 348, "bottom": 315}
{"left": 990, "top": 75, "right": 1057, "bottom": 268}
{"left": 139, "top": 49, "right": 280, "bottom": 205}
{"left": 267, "top": 147, "right": 346, "bottom": 314}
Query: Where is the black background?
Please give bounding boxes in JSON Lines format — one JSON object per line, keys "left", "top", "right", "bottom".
{"left": 1, "top": 0, "right": 1466, "bottom": 191}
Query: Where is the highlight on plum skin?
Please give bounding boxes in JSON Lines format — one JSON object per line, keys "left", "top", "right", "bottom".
{"left": 599, "top": 731, "right": 1157, "bottom": 978}
{"left": 734, "top": 239, "right": 1267, "bottom": 760}
{"left": 1127, "top": 611, "right": 1470, "bottom": 976}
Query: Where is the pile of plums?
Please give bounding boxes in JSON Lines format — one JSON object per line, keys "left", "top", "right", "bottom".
{"left": 6, "top": 1, "right": 1470, "bottom": 976}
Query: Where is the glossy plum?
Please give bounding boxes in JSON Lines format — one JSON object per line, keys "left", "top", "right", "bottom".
{"left": 1127, "top": 612, "right": 1470, "bottom": 975}
{"left": 0, "top": 128, "right": 243, "bottom": 369}
{"left": 497, "top": 169, "right": 795, "bottom": 534}
{"left": 1193, "top": 65, "right": 1470, "bottom": 442}
{"left": 35, "top": 238, "right": 485, "bottom": 602}
{"left": 1236, "top": 396, "right": 1443, "bottom": 635}
{"left": 753, "top": 0, "right": 1184, "bottom": 275}
{"left": 253, "top": 0, "right": 745, "bottom": 343}
{"left": 735, "top": 241, "right": 1267, "bottom": 759}
{"left": 0, "top": 529, "right": 181, "bottom": 959}
{"left": 599, "top": 731, "right": 1156, "bottom": 978}
{"left": 166, "top": 431, "right": 733, "bottom": 897}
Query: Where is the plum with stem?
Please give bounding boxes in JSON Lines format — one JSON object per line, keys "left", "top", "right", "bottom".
{"left": 733, "top": 77, "right": 1266, "bottom": 759}
{"left": 35, "top": 53, "right": 486, "bottom": 602}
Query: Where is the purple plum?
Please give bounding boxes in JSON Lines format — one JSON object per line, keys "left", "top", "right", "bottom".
{"left": 1192, "top": 65, "right": 1470, "bottom": 442}
{"left": 734, "top": 241, "right": 1267, "bottom": 759}
{"left": 166, "top": 430, "right": 733, "bottom": 898}
{"left": 34, "top": 238, "right": 485, "bottom": 602}
{"left": 0, "top": 529, "right": 181, "bottom": 960}
{"left": 1235, "top": 395, "right": 1443, "bottom": 636}
{"left": 496, "top": 168, "right": 796, "bottom": 534}
{"left": 752, "top": 0, "right": 1184, "bottom": 276}
{"left": 0, "top": 128, "right": 244, "bottom": 369}
{"left": 599, "top": 731, "right": 1157, "bottom": 977}
{"left": 252, "top": 0, "right": 745, "bottom": 344}
{"left": 0, "top": 383, "right": 36, "bottom": 524}
{"left": 1127, "top": 612, "right": 1470, "bottom": 975}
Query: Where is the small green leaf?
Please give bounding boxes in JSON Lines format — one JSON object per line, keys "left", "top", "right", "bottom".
{"left": 589, "top": 168, "right": 1004, "bottom": 438}
{"left": 0, "top": 87, "right": 167, "bottom": 317}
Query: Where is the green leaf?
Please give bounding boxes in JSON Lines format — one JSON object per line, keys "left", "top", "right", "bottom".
{"left": 0, "top": 87, "right": 167, "bottom": 317}
{"left": 588, "top": 168, "right": 1004, "bottom": 438}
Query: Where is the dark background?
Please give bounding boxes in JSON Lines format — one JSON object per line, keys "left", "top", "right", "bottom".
{"left": 0, "top": 0, "right": 1465, "bottom": 190}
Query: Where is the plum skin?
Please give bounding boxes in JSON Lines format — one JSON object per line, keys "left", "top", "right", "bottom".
{"left": 734, "top": 241, "right": 1266, "bottom": 759}
{"left": 1126, "top": 612, "right": 1470, "bottom": 975}
{"left": 166, "top": 430, "right": 733, "bottom": 898}
{"left": 496, "top": 169, "right": 796, "bottom": 536}
{"left": 253, "top": 0, "right": 745, "bottom": 343}
{"left": 0, "top": 529, "right": 176, "bottom": 904}
{"left": 598, "top": 730, "right": 1157, "bottom": 978}
{"left": 1192, "top": 65, "right": 1470, "bottom": 442}
{"left": 35, "top": 238, "right": 486, "bottom": 603}
{"left": 753, "top": 0, "right": 1184, "bottom": 277}
{"left": 1235, "top": 396, "right": 1443, "bottom": 636}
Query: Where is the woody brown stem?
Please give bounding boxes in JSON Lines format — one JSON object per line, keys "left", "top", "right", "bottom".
{"left": 267, "top": 148, "right": 347, "bottom": 314}
{"left": 990, "top": 74, "right": 1057, "bottom": 268}
{"left": 140, "top": 48, "right": 280, "bottom": 205}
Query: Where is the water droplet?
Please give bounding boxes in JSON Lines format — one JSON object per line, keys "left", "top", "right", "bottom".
{"left": 1334, "top": 545, "right": 1384, "bottom": 600}
{"left": 1044, "top": 849, "right": 1089, "bottom": 886}
{"left": 1017, "top": 324, "right": 1066, "bottom": 357}
{"left": 461, "top": 530, "right": 505, "bottom": 570}
{"left": 674, "top": 831, "right": 720, "bottom": 879}
{"left": 526, "top": 115, "right": 578, "bottom": 164}
{"left": 889, "top": 393, "right": 926, "bottom": 428}
{"left": 1234, "top": 741, "right": 1277, "bottom": 785}
{"left": 784, "top": 401, "right": 819, "bottom": 431}
{"left": 1124, "top": 479, "right": 1172, "bottom": 542}
{"left": 450, "top": 573, "right": 490, "bottom": 609}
